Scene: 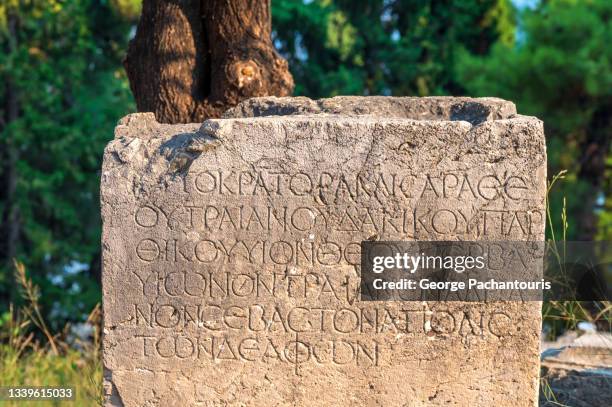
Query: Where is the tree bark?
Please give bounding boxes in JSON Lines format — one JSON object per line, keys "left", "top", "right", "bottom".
{"left": 124, "top": 0, "right": 294, "bottom": 124}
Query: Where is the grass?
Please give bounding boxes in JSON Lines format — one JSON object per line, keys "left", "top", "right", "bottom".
{"left": 542, "top": 171, "right": 611, "bottom": 339}
{"left": 539, "top": 171, "right": 611, "bottom": 406}
{"left": 0, "top": 262, "right": 102, "bottom": 406}
{"left": 540, "top": 377, "right": 572, "bottom": 407}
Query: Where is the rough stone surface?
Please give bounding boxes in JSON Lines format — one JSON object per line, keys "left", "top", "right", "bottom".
{"left": 102, "top": 96, "right": 545, "bottom": 406}
{"left": 223, "top": 96, "right": 517, "bottom": 125}
{"left": 540, "top": 331, "right": 612, "bottom": 406}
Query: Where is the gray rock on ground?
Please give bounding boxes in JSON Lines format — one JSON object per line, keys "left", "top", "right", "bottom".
{"left": 540, "top": 331, "right": 612, "bottom": 407}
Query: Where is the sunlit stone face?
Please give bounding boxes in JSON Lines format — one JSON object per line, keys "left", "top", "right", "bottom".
{"left": 101, "top": 97, "right": 545, "bottom": 406}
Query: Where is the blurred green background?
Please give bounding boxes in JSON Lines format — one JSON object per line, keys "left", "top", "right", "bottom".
{"left": 0, "top": 0, "right": 610, "bottom": 329}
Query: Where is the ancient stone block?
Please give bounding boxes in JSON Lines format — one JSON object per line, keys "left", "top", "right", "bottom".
{"left": 102, "top": 97, "right": 546, "bottom": 406}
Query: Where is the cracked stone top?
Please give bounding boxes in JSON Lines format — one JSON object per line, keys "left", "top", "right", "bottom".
{"left": 223, "top": 96, "right": 518, "bottom": 125}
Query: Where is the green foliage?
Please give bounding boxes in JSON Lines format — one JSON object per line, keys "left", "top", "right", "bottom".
{"left": 458, "top": 0, "right": 611, "bottom": 135}
{"left": 272, "top": 0, "right": 514, "bottom": 97}
{"left": 596, "top": 149, "right": 612, "bottom": 240}
{"left": 0, "top": 0, "right": 135, "bottom": 326}
{"left": 109, "top": 0, "right": 142, "bottom": 20}
{"left": 456, "top": 0, "right": 612, "bottom": 240}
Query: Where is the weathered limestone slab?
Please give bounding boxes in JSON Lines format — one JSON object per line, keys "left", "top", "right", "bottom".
{"left": 223, "top": 95, "right": 517, "bottom": 124}
{"left": 102, "top": 97, "right": 546, "bottom": 406}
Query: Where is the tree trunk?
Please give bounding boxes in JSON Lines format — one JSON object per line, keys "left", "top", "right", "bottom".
{"left": 124, "top": 0, "right": 294, "bottom": 124}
